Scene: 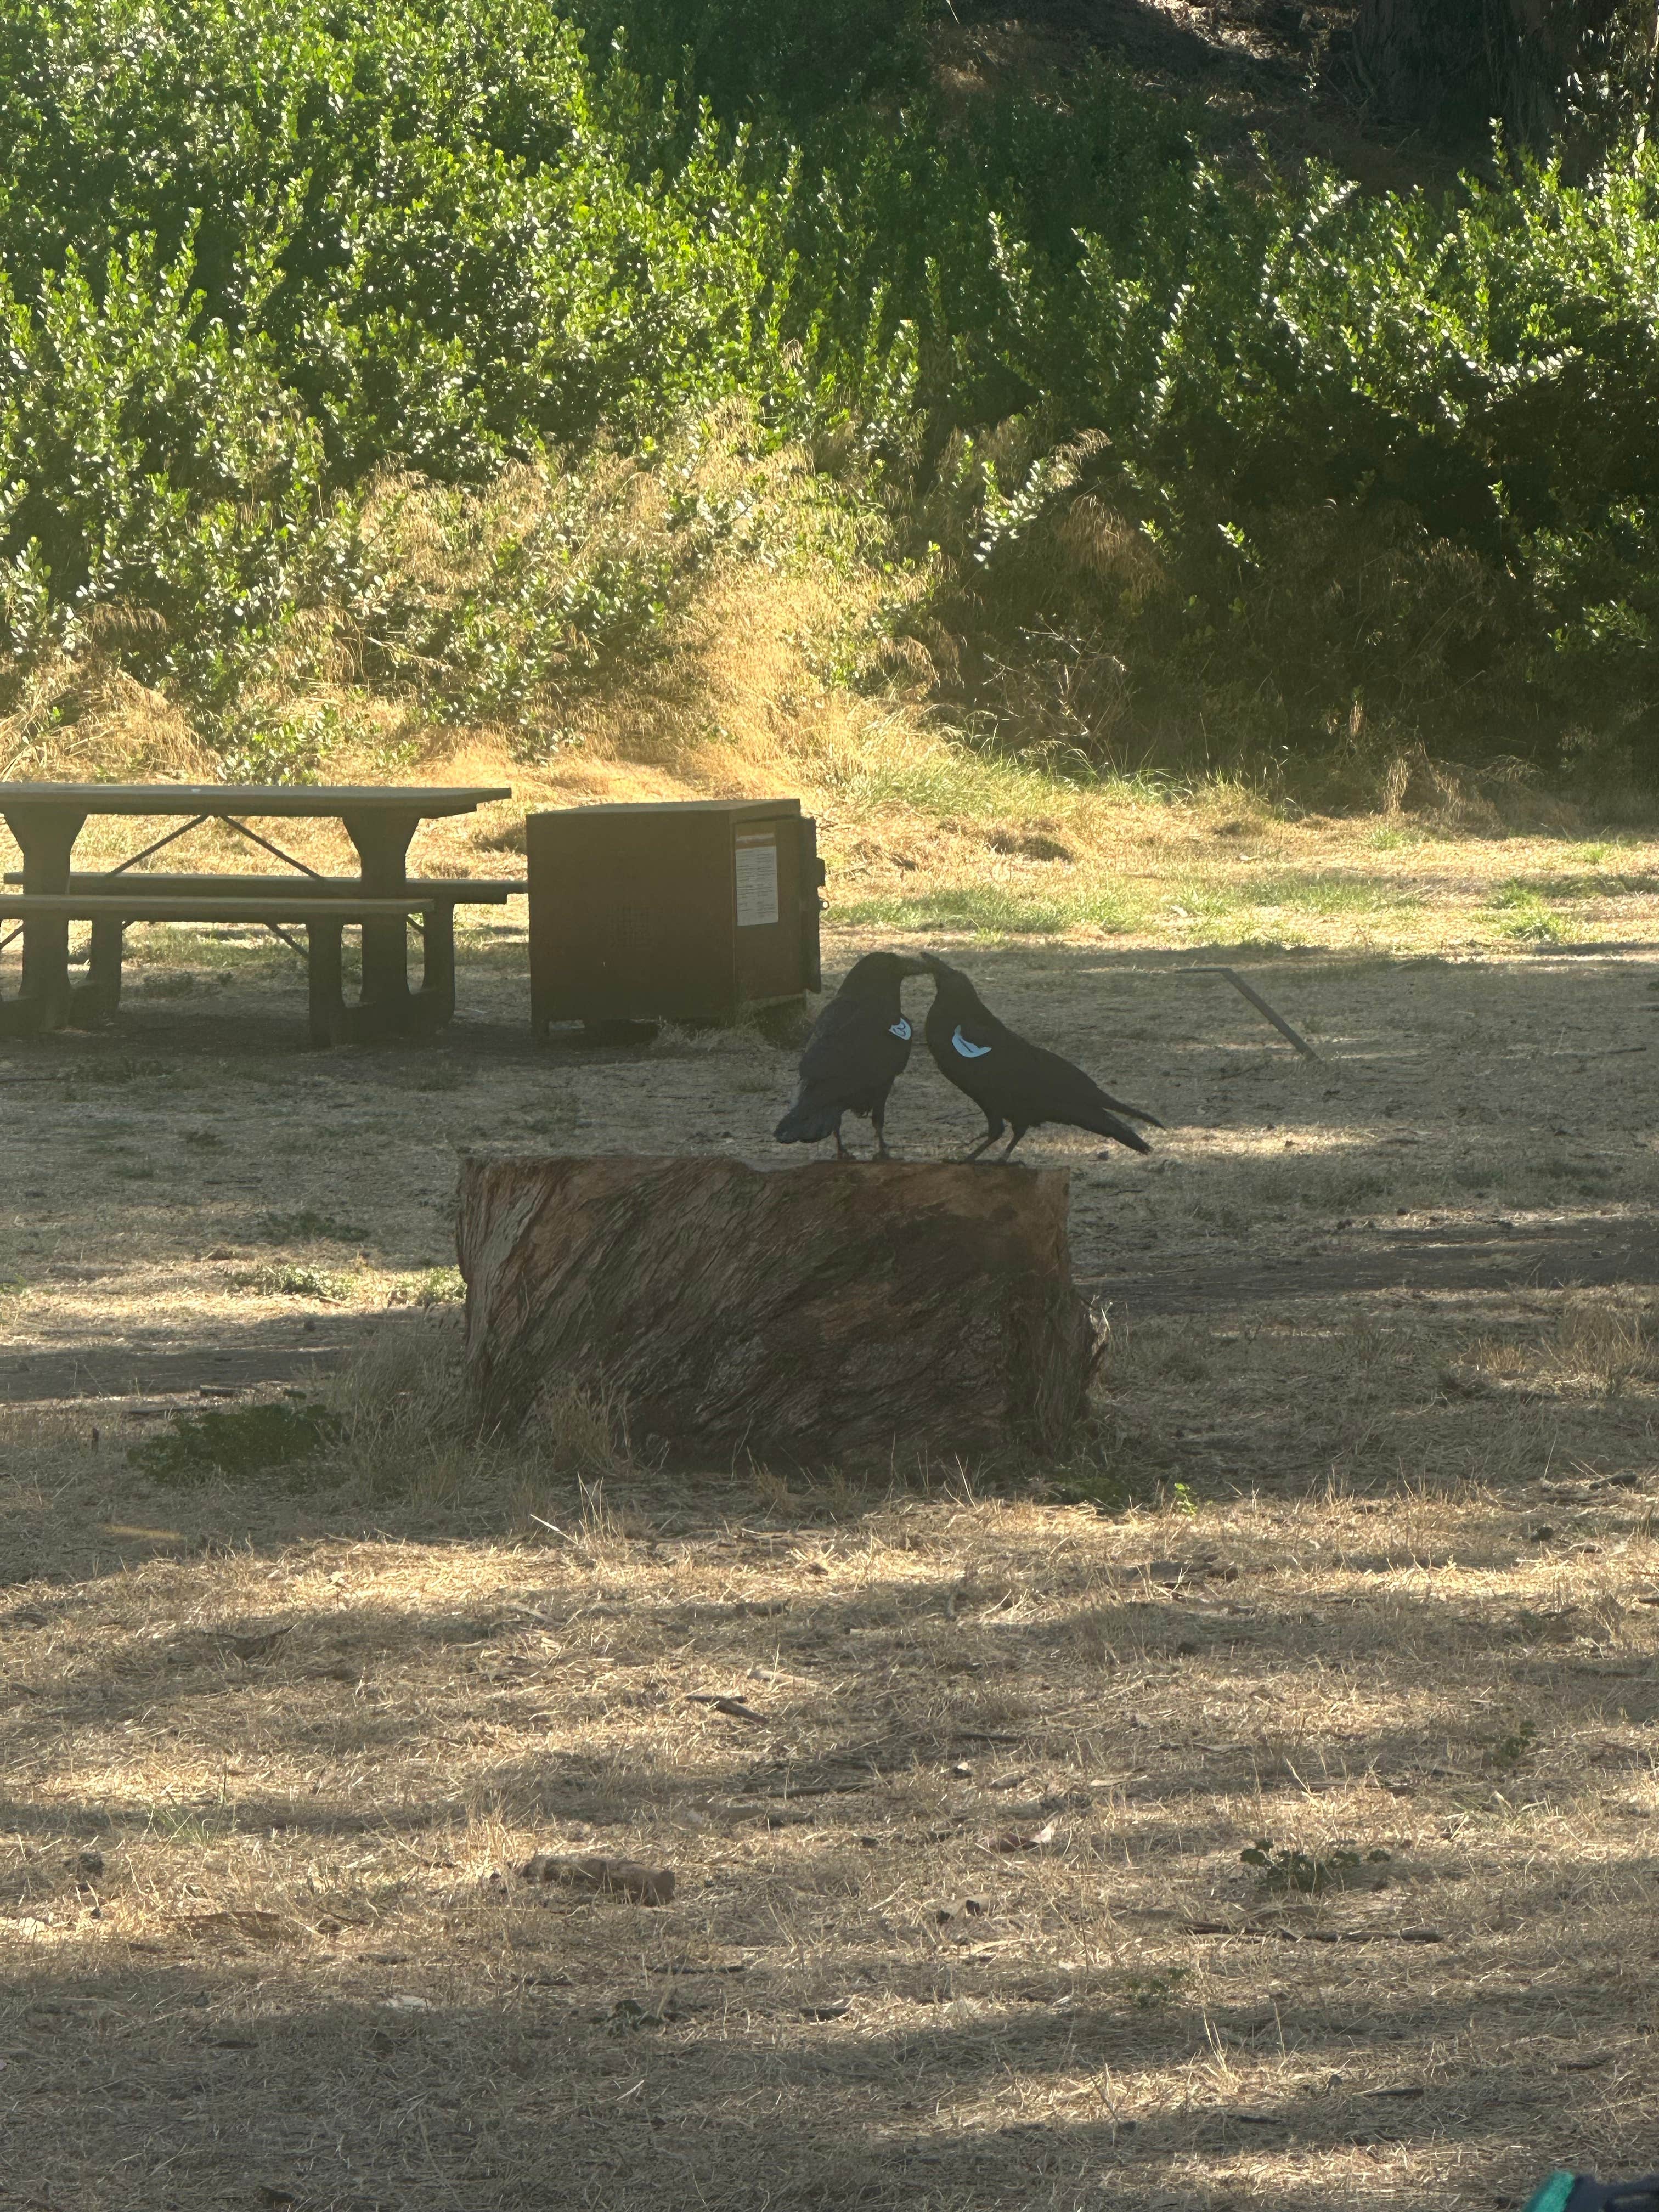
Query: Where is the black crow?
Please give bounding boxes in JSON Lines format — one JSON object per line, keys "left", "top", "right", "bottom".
{"left": 920, "top": 953, "right": 1162, "bottom": 1163}
{"left": 774, "top": 951, "right": 928, "bottom": 1159}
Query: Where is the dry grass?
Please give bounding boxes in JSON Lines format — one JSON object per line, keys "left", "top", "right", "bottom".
{"left": 6, "top": 921, "right": 1659, "bottom": 2205}
{"left": 8, "top": 405, "right": 1659, "bottom": 960}
{"left": 7, "top": 405, "right": 1659, "bottom": 2204}
{"left": 15, "top": 696, "right": 1659, "bottom": 963}
{"left": 5, "top": 1386, "right": 1659, "bottom": 2211}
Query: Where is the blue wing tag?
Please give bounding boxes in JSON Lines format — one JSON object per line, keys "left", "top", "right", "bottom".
{"left": 952, "top": 1025, "right": 992, "bottom": 1059}
{"left": 889, "top": 1018, "right": 911, "bottom": 1040}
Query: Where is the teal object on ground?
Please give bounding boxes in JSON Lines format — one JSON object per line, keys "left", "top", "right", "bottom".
{"left": 1521, "top": 2178, "right": 1579, "bottom": 2212}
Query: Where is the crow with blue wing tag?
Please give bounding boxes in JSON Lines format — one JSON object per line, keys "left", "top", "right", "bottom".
{"left": 774, "top": 951, "right": 928, "bottom": 1159}
{"left": 919, "top": 953, "right": 1161, "bottom": 1163}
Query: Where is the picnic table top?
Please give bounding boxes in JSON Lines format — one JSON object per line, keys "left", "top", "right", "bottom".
{"left": 0, "top": 783, "right": 512, "bottom": 817}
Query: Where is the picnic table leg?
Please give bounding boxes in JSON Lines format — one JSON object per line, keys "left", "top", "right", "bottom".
{"left": 306, "top": 918, "right": 347, "bottom": 1046}
{"left": 73, "top": 916, "right": 125, "bottom": 1022}
{"left": 417, "top": 899, "right": 456, "bottom": 1026}
{"left": 0, "top": 803, "right": 87, "bottom": 1035}
{"left": 341, "top": 806, "right": 423, "bottom": 1035}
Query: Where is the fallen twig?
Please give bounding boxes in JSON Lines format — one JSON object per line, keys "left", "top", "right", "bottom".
{"left": 687, "top": 1693, "right": 768, "bottom": 1724}
{"left": 1182, "top": 1918, "right": 1441, "bottom": 1943}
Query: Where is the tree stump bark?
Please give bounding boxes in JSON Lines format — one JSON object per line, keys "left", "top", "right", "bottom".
{"left": 456, "top": 1155, "right": 1101, "bottom": 1465}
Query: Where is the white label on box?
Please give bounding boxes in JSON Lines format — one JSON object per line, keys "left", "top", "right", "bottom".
{"left": 735, "top": 833, "right": 780, "bottom": 928}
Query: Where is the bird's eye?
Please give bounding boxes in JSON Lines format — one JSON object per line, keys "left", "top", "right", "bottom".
{"left": 952, "top": 1026, "right": 992, "bottom": 1059}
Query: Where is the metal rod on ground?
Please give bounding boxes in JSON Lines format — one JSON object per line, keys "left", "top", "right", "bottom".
{"left": 1186, "top": 964, "right": 1323, "bottom": 1062}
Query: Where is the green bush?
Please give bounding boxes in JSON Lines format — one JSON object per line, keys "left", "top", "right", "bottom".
{"left": 0, "top": 0, "right": 798, "bottom": 478}
{"left": 0, "top": 0, "right": 1655, "bottom": 775}
{"left": 809, "top": 72, "right": 1659, "bottom": 766}
{"left": 0, "top": 0, "right": 799, "bottom": 712}
{"left": 0, "top": 231, "right": 332, "bottom": 702}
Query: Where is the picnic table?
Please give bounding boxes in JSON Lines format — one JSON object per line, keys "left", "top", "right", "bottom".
{"left": 0, "top": 782, "right": 515, "bottom": 1042}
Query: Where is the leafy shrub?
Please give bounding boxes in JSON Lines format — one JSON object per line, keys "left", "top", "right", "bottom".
{"left": 0, "top": 232, "right": 333, "bottom": 704}
{"left": 573, "top": 0, "right": 933, "bottom": 133}
{"left": 0, "top": 0, "right": 800, "bottom": 473}
{"left": 843, "top": 88, "right": 1659, "bottom": 769}
{"left": 0, "top": 0, "right": 800, "bottom": 714}
{"left": 1, "top": 0, "right": 1655, "bottom": 777}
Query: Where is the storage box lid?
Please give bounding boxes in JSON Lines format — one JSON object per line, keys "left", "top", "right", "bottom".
{"left": 527, "top": 798, "right": 801, "bottom": 819}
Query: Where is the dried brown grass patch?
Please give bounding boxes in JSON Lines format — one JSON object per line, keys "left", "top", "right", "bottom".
{"left": 6, "top": 1475, "right": 1659, "bottom": 2210}
{"left": 6, "top": 874, "right": 1659, "bottom": 2200}
{"left": 1, "top": 654, "right": 210, "bottom": 783}
{"left": 321, "top": 1317, "right": 477, "bottom": 1501}
{"left": 1548, "top": 1296, "right": 1659, "bottom": 1393}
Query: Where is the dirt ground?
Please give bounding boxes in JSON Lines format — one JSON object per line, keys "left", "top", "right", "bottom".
{"left": 937, "top": 0, "right": 1465, "bottom": 199}
{"left": 5, "top": 868, "right": 1659, "bottom": 2211}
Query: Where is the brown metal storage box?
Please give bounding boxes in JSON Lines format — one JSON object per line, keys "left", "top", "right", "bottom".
{"left": 527, "top": 799, "right": 823, "bottom": 1033}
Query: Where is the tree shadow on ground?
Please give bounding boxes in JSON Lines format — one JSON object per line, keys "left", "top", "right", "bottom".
{"left": 0, "top": 1905, "right": 1642, "bottom": 2211}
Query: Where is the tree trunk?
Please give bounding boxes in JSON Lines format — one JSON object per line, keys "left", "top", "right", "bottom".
{"left": 456, "top": 1154, "right": 1102, "bottom": 1465}
{"left": 1352, "top": 0, "right": 1650, "bottom": 150}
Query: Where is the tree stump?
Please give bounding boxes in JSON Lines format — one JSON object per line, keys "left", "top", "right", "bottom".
{"left": 456, "top": 1155, "right": 1101, "bottom": 1465}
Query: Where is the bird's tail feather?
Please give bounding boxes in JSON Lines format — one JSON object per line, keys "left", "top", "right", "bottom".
{"left": 1102, "top": 1094, "right": 1163, "bottom": 1128}
{"left": 1081, "top": 1105, "right": 1152, "bottom": 1154}
{"left": 774, "top": 1102, "right": 839, "bottom": 1144}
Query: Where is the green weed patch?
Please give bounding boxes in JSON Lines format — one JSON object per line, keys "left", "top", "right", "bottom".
{"left": 127, "top": 1402, "right": 341, "bottom": 1485}
{"left": 839, "top": 880, "right": 1143, "bottom": 938}
{"left": 236, "top": 1263, "right": 358, "bottom": 1302}
{"left": 1242, "top": 1840, "right": 1393, "bottom": 1894}
{"left": 1486, "top": 882, "right": 1574, "bottom": 942}
{"left": 388, "top": 1266, "right": 466, "bottom": 1307}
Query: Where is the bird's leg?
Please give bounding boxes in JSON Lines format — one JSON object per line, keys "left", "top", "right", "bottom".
{"left": 962, "top": 1123, "right": 1003, "bottom": 1165}
{"left": 872, "top": 1102, "right": 890, "bottom": 1159}
{"left": 997, "top": 1128, "right": 1026, "bottom": 1163}
{"left": 833, "top": 1121, "right": 848, "bottom": 1161}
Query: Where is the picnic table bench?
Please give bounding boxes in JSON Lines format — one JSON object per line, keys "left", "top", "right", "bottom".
{"left": 0, "top": 783, "right": 516, "bottom": 1042}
